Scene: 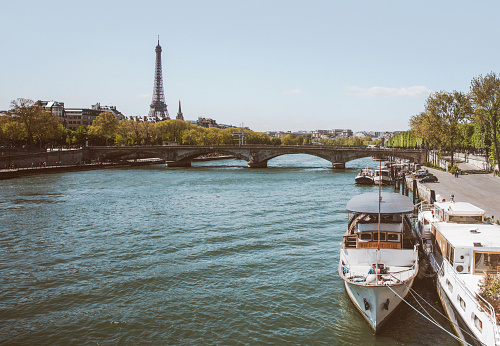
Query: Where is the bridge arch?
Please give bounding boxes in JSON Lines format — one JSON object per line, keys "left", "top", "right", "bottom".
{"left": 83, "top": 146, "right": 427, "bottom": 169}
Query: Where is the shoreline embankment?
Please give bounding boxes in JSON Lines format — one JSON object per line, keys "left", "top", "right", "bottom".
{"left": 0, "top": 150, "right": 236, "bottom": 180}
{"left": 404, "top": 167, "right": 500, "bottom": 222}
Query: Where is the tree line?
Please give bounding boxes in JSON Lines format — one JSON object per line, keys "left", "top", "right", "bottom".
{"left": 386, "top": 72, "right": 500, "bottom": 172}
{"left": 0, "top": 98, "right": 277, "bottom": 148}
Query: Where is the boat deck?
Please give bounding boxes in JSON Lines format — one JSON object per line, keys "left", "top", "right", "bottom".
{"left": 343, "top": 265, "right": 416, "bottom": 286}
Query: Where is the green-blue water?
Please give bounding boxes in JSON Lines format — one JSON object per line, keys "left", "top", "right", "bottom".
{"left": 0, "top": 155, "right": 457, "bottom": 345}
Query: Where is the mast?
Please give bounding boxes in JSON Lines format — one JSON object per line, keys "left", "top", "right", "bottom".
{"left": 378, "top": 160, "right": 382, "bottom": 251}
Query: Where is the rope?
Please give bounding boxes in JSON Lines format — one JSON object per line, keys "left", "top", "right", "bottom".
{"left": 385, "top": 284, "right": 472, "bottom": 345}
{"left": 407, "top": 287, "right": 482, "bottom": 343}
{"left": 407, "top": 288, "right": 440, "bottom": 325}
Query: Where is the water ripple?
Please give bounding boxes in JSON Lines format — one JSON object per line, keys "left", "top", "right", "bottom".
{"left": 0, "top": 156, "right": 456, "bottom": 345}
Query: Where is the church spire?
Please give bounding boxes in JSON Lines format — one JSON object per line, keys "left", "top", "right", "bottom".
{"left": 176, "top": 100, "right": 184, "bottom": 120}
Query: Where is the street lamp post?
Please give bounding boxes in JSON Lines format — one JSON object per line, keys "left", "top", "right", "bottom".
{"left": 8, "top": 138, "right": 12, "bottom": 169}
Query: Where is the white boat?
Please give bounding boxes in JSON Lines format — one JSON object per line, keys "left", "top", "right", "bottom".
{"left": 355, "top": 168, "right": 374, "bottom": 185}
{"left": 416, "top": 196, "right": 500, "bottom": 345}
{"left": 339, "top": 192, "right": 419, "bottom": 332}
{"left": 373, "top": 168, "right": 392, "bottom": 186}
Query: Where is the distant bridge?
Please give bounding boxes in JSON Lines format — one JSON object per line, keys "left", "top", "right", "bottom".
{"left": 83, "top": 145, "right": 427, "bottom": 168}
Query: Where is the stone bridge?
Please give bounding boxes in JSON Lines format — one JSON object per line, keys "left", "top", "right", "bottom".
{"left": 83, "top": 145, "right": 427, "bottom": 168}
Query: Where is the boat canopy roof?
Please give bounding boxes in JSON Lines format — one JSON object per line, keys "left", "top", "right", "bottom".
{"left": 434, "top": 201, "right": 485, "bottom": 216}
{"left": 346, "top": 192, "right": 414, "bottom": 214}
{"left": 436, "top": 222, "right": 500, "bottom": 249}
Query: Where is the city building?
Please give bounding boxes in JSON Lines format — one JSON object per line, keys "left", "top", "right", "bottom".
{"left": 196, "top": 117, "right": 218, "bottom": 128}
{"left": 36, "top": 100, "right": 66, "bottom": 127}
{"left": 311, "top": 130, "right": 329, "bottom": 138}
{"left": 65, "top": 103, "right": 125, "bottom": 130}
{"left": 353, "top": 131, "right": 370, "bottom": 138}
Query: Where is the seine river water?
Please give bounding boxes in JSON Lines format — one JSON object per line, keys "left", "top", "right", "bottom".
{"left": 1, "top": 155, "right": 459, "bottom": 345}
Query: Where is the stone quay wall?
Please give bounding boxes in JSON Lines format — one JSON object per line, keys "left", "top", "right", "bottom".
{"left": 0, "top": 149, "right": 84, "bottom": 169}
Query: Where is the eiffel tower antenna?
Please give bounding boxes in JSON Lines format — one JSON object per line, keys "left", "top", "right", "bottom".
{"left": 148, "top": 36, "right": 169, "bottom": 121}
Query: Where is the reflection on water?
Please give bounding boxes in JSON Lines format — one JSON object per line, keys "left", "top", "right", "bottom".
{"left": 0, "top": 155, "right": 457, "bottom": 344}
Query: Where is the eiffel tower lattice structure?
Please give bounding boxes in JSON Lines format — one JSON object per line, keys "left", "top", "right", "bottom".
{"left": 148, "top": 37, "right": 169, "bottom": 121}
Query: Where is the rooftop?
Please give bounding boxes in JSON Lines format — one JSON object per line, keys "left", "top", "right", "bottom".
{"left": 435, "top": 201, "right": 485, "bottom": 216}
{"left": 436, "top": 221, "right": 500, "bottom": 249}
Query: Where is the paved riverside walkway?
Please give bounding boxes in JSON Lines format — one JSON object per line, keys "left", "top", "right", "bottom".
{"left": 421, "top": 166, "right": 500, "bottom": 221}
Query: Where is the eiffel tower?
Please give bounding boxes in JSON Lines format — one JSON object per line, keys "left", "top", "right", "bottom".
{"left": 148, "top": 36, "right": 169, "bottom": 121}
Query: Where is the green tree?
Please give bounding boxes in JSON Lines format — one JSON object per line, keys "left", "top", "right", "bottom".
{"left": 117, "top": 118, "right": 146, "bottom": 145}
{"left": 9, "top": 98, "right": 39, "bottom": 147}
{"left": 35, "top": 112, "right": 67, "bottom": 147}
{"left": 88, "top": 112, "right": 118, "bottom": 146}
{"left": 271, "top": 137, "right": 281, "bottom": 145}
{"left": 74, "top": 126, "right": 89, "bottom": 146}
{"left": 0, "top": 115, "right": 24, "bottom": 146}
{"left": 470, "top": 72, "right": 500, "bottom": 171}
{"left": 9, "top": 98, "right": 64, "bottom": 148}
{"left": 424, "top": 91, "right": 472, "bottom": 165}
{"left": 281, "top": 134, "right": 297, "bottom": 145}
{"left": 155, "top": 119, "right": 192, "bottom": 144}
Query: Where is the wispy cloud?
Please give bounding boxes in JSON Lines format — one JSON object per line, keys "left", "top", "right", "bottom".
{"left": 135, "top": 94, "right": 152, "bottom": 99}
{"left": 344, "top": 86, "right": 431, "bottom": 98}
{"left": 282, "top": 88, "right": 303, "bottom": 95}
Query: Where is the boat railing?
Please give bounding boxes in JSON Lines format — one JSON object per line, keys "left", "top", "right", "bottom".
{"left": 418, "top": 203, "right": 434, "bottom": 214}
{"left": 429, "top": 252, "right": 442, "bottom": 273}
{"left": 385, "top": 263, "right": 417, "bottom": 284}
{"left": 442, "top": 260, "right": 498, "bottom": 329}
{"left": 341, "top": 252, "right": 417, "bottom": 286}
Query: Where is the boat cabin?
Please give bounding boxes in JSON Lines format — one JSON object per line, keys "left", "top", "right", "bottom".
{"left": 426, "top": 201, "right": 500, "bottom": 275}
{"left": 344, "top": 193, "right": 415, "bottom": 250}
{"left": 374, "top": 169, "right": 391, "bottom": 179}
{"left": 345, "top": 214, "right": 408, "bottom": 249}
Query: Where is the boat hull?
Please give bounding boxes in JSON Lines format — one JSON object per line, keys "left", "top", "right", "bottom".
{"left": 343, "top": 277, "right": 415, "bottom": 332}
{"left": 355, "top": 176, "right": 374, "bottom": 185}
{"left": 435, "top": 277, "right": 483, "bottom": 346}
{"left": 373, "top": 177, "right": 392, "bottom": 186}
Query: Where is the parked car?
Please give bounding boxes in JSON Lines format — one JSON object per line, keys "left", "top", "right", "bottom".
{"left": 419, "top": 175, "right": 438, "bottom": 183}
{"left": 414, "top": 171, "right": 432, "bottom": 179}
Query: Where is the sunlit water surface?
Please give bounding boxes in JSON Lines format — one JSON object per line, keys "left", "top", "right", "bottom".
{"left": 0, "top": 155, "right": 458, "bottom": 345}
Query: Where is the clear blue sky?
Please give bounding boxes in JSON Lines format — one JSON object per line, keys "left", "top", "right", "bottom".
{"left": 1, "top": 0, "right": 499, "bottom": 132}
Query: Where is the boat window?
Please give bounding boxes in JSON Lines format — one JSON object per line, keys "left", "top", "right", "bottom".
{"left": 458, "top": 295, "right": 466, "bottom": 311}
{"left": 446, "top": 243, "right": 454, "bottom": 266}
{"left": 473, "top": 251, "right": 500, "bottom": 275}
{"left": 472, "top": 313, "right": 483, "bottom": 332}
{"left": 448, "top": 215, "right": 483, "bottom": 223}
{"left": 359, "top": 233, "right": 372, "bottom": 241}
{"left": 387, "top": 233, "right": 399, "bottom": 242}
{"left": 373, "top": 233, "right": 386, "bottom": 241}
{"left": 446, "top": 279, "right": 453, "bottom": 293}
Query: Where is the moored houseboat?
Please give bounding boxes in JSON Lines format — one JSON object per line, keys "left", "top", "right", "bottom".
{"left": 355, "top": 168, "right": 374, "bottom": 185}
{"left": 416, "top": 197, "right": 500, "bottom": 345}
{"left": 339, "top": 192, "right": 419, "bottom": 332}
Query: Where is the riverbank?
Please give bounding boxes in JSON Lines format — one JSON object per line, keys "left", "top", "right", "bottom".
{"left": 407, "top": 167, "right": 500, "bottom": 222}
{"left": 0, "top": 155, "right": 237, "bottom": 180}
{"left": 0, "top": 161, "right": 159, "bottom": 180}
